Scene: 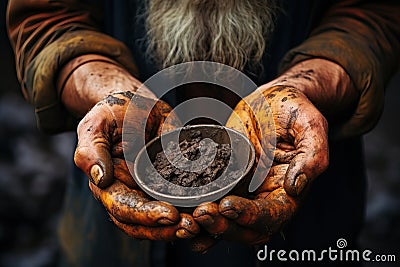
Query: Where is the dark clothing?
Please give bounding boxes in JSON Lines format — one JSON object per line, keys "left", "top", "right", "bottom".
{"left": 6, "top": 0, "right": 400, "bottom": 266}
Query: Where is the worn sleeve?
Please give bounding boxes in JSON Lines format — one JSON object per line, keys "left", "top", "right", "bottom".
{"left": 7, "top": 0, "right": 138, "bottom": 133}
{"left": 279, "top": 0, "right": 400, "bottom": 138}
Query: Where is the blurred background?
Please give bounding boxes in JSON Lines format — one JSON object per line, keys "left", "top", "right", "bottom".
{"left": 0, "top": 1, "right": 399, "bottom": 266}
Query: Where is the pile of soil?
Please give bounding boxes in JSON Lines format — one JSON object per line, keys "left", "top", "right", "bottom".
{"left": 147, "top": 130, "right": 239, "bottom": 187}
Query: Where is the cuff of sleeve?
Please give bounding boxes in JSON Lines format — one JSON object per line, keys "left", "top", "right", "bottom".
{"left": 279, "top": 31, "right": 384, "bottom": 139}
{"left": 25, "top": 30, "right": 139, "bottom": 134}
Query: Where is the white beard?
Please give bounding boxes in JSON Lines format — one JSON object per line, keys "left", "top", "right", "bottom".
{"left": 146, "top": 0, "right": 278, "bottom": 71}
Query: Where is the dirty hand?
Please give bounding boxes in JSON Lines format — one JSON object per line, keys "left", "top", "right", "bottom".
{"left": 60, "top": 56, "right": 200, "bottom": 240}
{"left": 193, "top": 85, "right": 328, "bottom": 249}
{"left": 193, "top": 59, "right": 356, "bottom": 251}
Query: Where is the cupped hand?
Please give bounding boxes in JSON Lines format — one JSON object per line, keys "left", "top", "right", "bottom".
{"left": 74, "top": 91, "right": 200, "bottom": 240}
{"left": 192, "top": 85, "right": 329, "bottom": 251}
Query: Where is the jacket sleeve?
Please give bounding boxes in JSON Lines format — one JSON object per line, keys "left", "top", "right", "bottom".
{"left": 279, "top": 0, "right": 400, "bottom": 138}
{"left": 7, "top": 0, "right": 138, "bottom": 133}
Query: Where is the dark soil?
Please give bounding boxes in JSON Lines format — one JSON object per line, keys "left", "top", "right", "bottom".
{"left": 148, "top": 130, "right": 237, "bottom": 187}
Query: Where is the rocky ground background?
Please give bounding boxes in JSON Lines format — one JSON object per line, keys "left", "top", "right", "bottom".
{"left": 1, "top": 2, "right": 399, "bottom": 266}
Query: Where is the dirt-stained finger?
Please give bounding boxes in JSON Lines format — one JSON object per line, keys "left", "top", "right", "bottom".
{"left": 219, "top": 196, "right": 260, "bottom": 225}
{"left": 283, "top": 116, "right": 329, "bottom": 197}
{"left": 193, "top": 202, "right": 230, "bottom": 235}
{"left": 89, "top": 181, "right": 180, "bottom": 226}
{"left": 74, "top": 105, "right": 116, "bottom": 188}
{"left": 110, "top": 213, "right": 199, "bottom": 241}
{"left": 110, "top": 215, "right": 178, "bottom": 241}
{"left": 176, "top": 213, "right": 201, "bottom": 239}
{"left": 219, "top": 189, "right": 298, "bottom": 234}
{"left": 193, "top": 202, "right": 270, "bottom": 245}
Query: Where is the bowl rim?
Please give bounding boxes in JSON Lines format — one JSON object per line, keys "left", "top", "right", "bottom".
{"left": 132, "top": 124, "right": 256, "bottom": 206}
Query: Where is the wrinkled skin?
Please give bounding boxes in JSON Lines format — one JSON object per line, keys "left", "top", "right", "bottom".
{"left": 74, "top": 91, "right": 200, "bottom": 240}
{"left": 192, "top": 85, "right": 329, "bottom": 252}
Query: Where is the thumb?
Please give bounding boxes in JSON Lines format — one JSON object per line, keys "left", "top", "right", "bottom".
{"left": 283, "top": 129, "right": 329, "bottom": 197}
{"left": 283, "top": 153, "right": 312, "bottom": 197}
{"left": 74, "top": 108, "right": 115, "bottom": 188}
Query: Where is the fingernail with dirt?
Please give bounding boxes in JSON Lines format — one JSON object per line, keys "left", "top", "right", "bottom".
{"left": 90, "top": 164, "right": 104, "bottom": 185}
{"left": 219, "top": 201, "right": 239, "bottom": 219}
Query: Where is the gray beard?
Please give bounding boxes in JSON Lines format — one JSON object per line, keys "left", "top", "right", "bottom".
{"left": 146, "top": 0, "right": 278, "bottom": 71}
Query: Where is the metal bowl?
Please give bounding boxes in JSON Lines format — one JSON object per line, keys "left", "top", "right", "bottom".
{"left": 133, "top": 124, "right": 255, "bottom": 207}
